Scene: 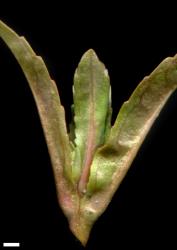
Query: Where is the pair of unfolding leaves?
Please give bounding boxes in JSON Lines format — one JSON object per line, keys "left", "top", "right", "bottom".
{"left": 0, "top": 20, "right": 177, "bottom": 246}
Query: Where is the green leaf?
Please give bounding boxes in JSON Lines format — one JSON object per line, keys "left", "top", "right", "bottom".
{"left": 0, "top": 20, "right": 72, "bottom": 198}
{"left": 72, "top": 49, "right": 111, "bottom": 192}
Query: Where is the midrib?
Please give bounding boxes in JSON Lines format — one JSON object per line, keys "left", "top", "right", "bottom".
{"left": 78, "top": 56, "right": 96, "bottom": 194}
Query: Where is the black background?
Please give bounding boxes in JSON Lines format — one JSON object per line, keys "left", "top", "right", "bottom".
{"left": 0, "top": 2, "right": 177, "bottom": 249}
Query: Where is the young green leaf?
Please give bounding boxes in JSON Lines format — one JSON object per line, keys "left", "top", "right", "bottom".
{"left": 72, "top": 49, "right": 111, "bottom": 192}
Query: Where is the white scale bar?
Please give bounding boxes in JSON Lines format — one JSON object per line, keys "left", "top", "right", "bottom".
{"left": 3, "top": 243, "right": 20, "bottom": 247}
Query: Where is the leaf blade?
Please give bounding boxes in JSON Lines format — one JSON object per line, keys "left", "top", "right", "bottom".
{"left": 0, "top": 20, "right": 72, "bottom": 182}
{"left": 72, "top": 49, "right": 111, "bottom": 192}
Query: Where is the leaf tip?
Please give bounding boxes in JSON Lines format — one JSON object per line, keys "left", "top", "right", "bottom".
{"left": 82, "top": 48, "right": 98, "bottom": 60}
